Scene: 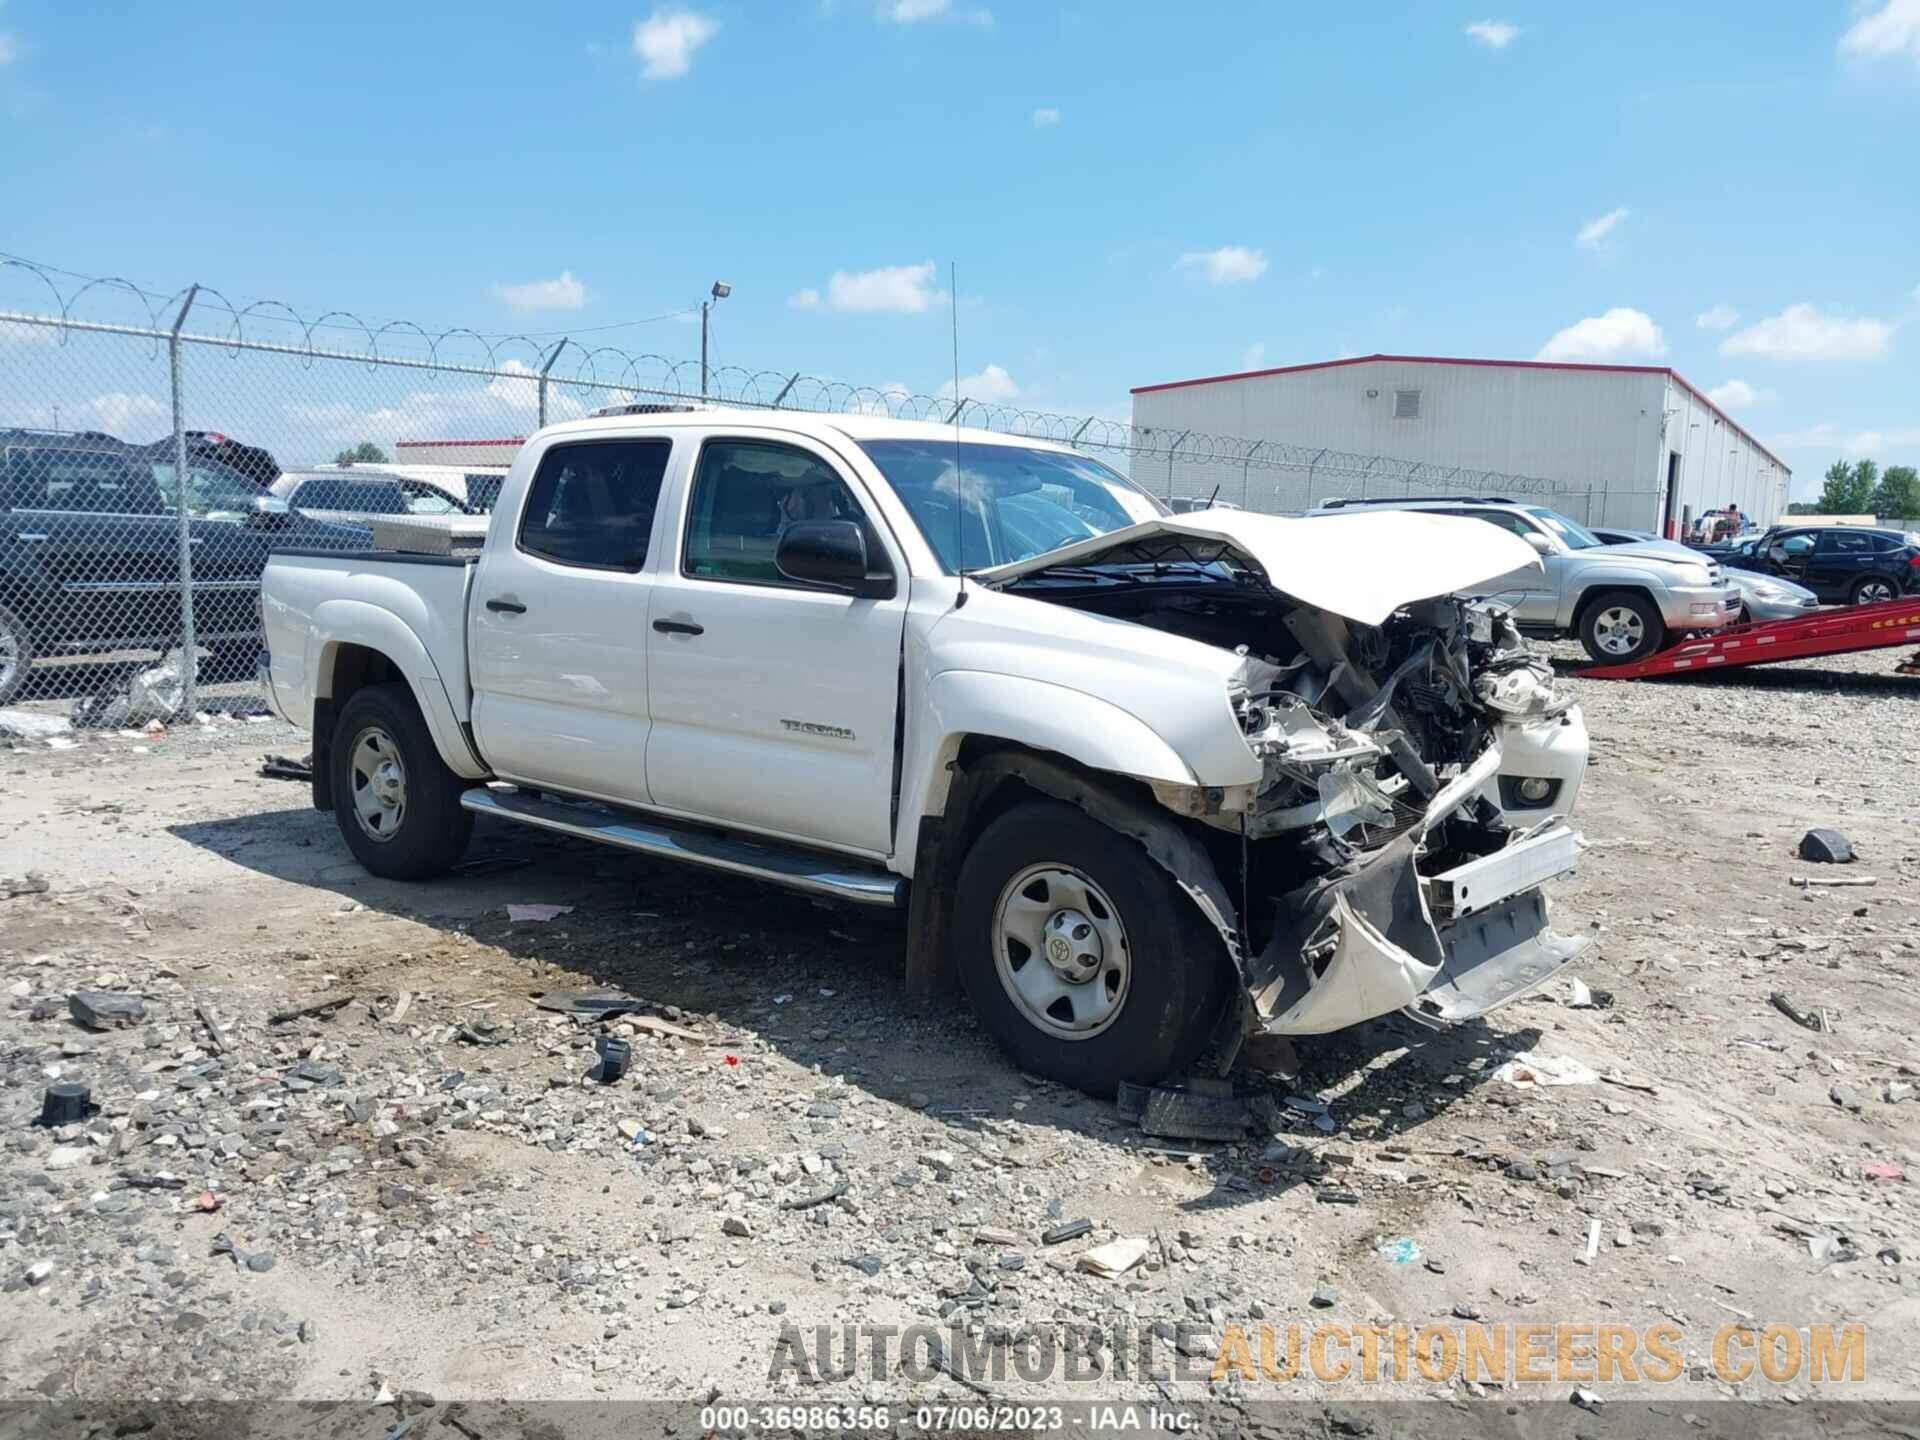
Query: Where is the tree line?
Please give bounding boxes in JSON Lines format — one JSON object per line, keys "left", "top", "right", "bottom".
{"left": 1792, "top": 459, "right": 1919, "bottom": 518}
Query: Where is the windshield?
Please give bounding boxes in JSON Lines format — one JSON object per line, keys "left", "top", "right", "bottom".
{"left": 150, "top": 461, "right": 259, "bottom": 521}
{"left": 854, "top": 439, "right": 1165, "bottom": 573}
{"left": 1525, "top": 506, "right": 1604, "bottom": 550}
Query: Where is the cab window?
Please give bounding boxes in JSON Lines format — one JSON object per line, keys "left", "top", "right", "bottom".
{"left": 517, "top": 439, "right": 669, "bottom": 571}
{"left": 682, "top": 439, "right": 883, "bottom": 586}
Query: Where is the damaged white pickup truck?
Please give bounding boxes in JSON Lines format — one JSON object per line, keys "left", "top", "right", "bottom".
{"left": 259, "top": 408, "right": 1590, "bottom": 1093}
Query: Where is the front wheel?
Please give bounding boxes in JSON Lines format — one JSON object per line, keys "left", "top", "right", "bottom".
{"left": 1579, "top": 590, "right": 1666, "bottom": 663}
{"left": 953, "top": 799, "right": 1230, "bottom": 1096}
{"left": 329, "top": 682, "right": 473, "bottom": 880}
{"left": 1850, "top": 576, "right": 1898, "bottom": 606}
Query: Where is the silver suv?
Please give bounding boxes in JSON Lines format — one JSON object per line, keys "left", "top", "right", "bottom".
{"left": 1313, "top": 497, "right": 1741, "bottom": 662}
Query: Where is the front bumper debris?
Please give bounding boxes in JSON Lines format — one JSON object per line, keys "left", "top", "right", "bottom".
{"left": 1245, "top": 743, "right": 1590, "bottom": 1036}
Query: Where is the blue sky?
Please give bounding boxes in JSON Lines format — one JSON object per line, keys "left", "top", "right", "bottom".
{"left": 1, "top": 0, "right": 1916, "bottom": 494}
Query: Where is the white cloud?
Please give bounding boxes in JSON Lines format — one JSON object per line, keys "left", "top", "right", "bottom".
{"left": 1242, "top": 342, "right": 1268, "bottom": 367}
{"left": 788, "top": 261, "right": 942, "bottom": 315}
{"left": 1031, "top": 106, "right": 1060, "bottom": 127}
{"left": 86, "top": 392, "right": 167, "bottom": 435}
{"left": 1176, "top": 245, "right": 1269, "bottom": 286}
{"left": 632, "top": 7, "right": 719, "bottom": 80}
{"left": 1705, "top": 379, "right": 1777, "bottom": 410}
{"left": 492, "top": 271, "right": 589, "bottom": 313}
{"left": 1575, "top": 206, "right": 1630, "bottom": 251}
{"left": 1535, "top": 307, "right": 1668, "bottom": 362}
{"left": 1696, "top": 304, "right": 1741, "bottom": 331}
{"left": 0, "top": 319, "right": 56, "bottom": 346}
{"left": 1767, "top": 422, "right": 1920, "bottom": 456}
{"left": 0, "top": 33, "right": 17, "bottom": 66}
{"left": 939, "top": 363, "right": 1018, "bottom": 403}
{"left": 1839, "top": 0, "right": 1920, "bottom": 64}
{"left": 1720, "top": 303, "right": 1892, "bottom": 361}
{"left": 877, "top": 0, "right": 992, "bottom": 24}
{"left": 1464, "top": 19, "right": 1521, "bottom": 48}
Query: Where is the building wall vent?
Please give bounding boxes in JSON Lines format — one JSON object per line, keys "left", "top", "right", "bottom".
{"left": 1393, "top": 388, "right": 1421, "bottom": 419}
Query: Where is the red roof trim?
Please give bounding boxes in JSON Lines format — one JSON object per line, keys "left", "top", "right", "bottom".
{"left": 1130, "top": 352, "right": 1787, "bottom": 473}
{"left": 395, "top": 437, "right": 525, "bottom": 448}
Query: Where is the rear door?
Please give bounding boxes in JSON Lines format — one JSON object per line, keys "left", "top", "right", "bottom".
{"left": 643, "top": 429, "right": 909, "bottom": 856}
{"left": 468, "top": 436, "right": 673, "bottom": 803}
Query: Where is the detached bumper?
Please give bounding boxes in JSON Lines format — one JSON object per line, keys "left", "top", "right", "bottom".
{"left": 1246, "top": 748, "right": 1590, "bottom": 1036}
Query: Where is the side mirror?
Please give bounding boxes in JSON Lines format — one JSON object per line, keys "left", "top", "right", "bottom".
{"left": 247, "top": 495, "right": 291, "bottom": 527}
{"left": 1523, "top": 532, "right": 1554, "bottom": 555}
{"left": 776, "top": 518, "right": 894, "bottom": 598}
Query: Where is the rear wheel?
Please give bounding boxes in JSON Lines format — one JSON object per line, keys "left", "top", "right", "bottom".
{"left": 329, "top": 682, "right": 473, "bottom": 879}
{"left": 0, "top": 602, "right": 35, "bottom": 705}
{"left": 1849, "top": 575, "right": 1898, "bottom": 606}
{"left": 954, "top": 799, "right": 1230, "bottom": 1096}
{"left": 1579, "top": 590, "right": 1665, "bottom": 663}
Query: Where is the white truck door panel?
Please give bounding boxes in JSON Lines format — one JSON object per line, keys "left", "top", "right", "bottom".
{"left": 645, "top": 434, "right": 908, "bottom": 856}
{"left": 468, "top": 437, "right": 673, "bottom": 803}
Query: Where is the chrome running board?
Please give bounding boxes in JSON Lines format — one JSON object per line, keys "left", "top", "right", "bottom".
{"left": 460, "top": 787, "right": 904, "bottom": 907}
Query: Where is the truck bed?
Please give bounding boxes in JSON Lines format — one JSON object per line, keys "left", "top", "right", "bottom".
{"left": 260, "top": 547, "right": 479, "bottom": 755}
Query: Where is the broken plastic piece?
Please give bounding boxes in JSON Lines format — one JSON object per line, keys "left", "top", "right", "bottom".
{"left": 37, "top": 1082, "right": 92, "bottom": 1126}
{"left": 506, "top": 903, "right": 573, "bottom": 922}
{"left": 1140, "top": 1084, "right": 1250, "bottom": 1141}
{"left": 593, "top": 1035, "right": 632, "bottom": 1083}
{"left": 534, "top": 989, "right": 643, "bottom": 1018}
{"left": 1799, "top": 828, "right": 1855, "bottom": 865}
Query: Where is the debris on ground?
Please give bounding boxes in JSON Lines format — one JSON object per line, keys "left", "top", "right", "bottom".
{"left": 1790, "top": 874, "right": 1877, "bottom": 888}
{"left": 506, "top": 903, "right": 573, "bottom": 923}
{"left": 1076, "top": 1237, "right": 1149, "bottom": 1278}
{"left": 259, "top": 753, "right": 314, "bottom": 782}
{"left": 267, "top": 994, "right": 353, "bottom": 1026}
{"left": 67, "top": 990, "right": 147, "bottom": 1029}
{"left": 1798, "top": 827, "right": 1855, "bottom": 864}
{"left": 1, "top": 870, "right": 51, "bottom": 899}
{"left": 0, "top": 708, "right": 73, "bottom": 741}
{"left": 1138, "top": 1080, "right": 1250, "bottom": 1141}
{"left": 1494, "top": 1050, "right": 1600, "bottom": 1088}
{"left": 534, "top": 989, "right": 643, "bottom": 1018}
{"left": 1769, "top": 991, "right": 1830, "bottom": 1033}
{"left": 36, "top": 1082, "right": 93, "bottom": 1126}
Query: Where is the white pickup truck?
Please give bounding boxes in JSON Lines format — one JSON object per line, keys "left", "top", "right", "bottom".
{"left": 260, "top": 407, "right": 1592, "bottom": 1093}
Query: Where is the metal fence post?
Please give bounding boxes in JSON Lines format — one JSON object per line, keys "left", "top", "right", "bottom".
{"left": 1241, "top": 440, "right": 1264, "bottom": 509}
{"left": 169, "top": 284, "right": 200, "bottom": 720}
{"left": 1166, "top": 430, "right": 1190, "bottom": 501}
{"left": 537, "top": 339, "right": 567, "bottom": 428}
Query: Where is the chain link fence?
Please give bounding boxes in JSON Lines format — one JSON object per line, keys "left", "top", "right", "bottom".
{"left": 0, "top": 256, "right": 1588, "bottom": 722}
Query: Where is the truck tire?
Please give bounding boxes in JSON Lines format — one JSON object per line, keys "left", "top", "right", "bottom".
{"left": 953, "top": 799, "right": 1230, "bottom": 1096}
{"left": 1578, "top": 590, "right": 1665, "bottom": 663}
{"left": 329, "top": 682, "right": 473, "bottom": 880}
{"left": 0, "top": 601, "right": 34, "bottom": 706}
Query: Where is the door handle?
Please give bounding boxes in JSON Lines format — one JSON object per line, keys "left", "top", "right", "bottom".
{"left": 652, "top": 618, "right": 703, "bottom": 636}
{"left": 485, "top": 597, "right": 527, "bottom": 614}
{"left": 16, "top": 532, "right": 48, "bottom": 542}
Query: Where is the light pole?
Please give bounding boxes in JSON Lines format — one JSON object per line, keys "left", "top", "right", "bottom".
{"left": 700, "top": 280, "right": 731, "bottom": 398}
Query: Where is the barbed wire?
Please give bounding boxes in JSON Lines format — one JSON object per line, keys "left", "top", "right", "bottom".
{"left": 0, "top": 254, "right": 1574, "bottom": 497}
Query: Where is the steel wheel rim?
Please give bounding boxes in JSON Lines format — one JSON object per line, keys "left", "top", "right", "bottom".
{"left": 1857, "top": 580, "right": 1894, "bottom": 604}
{"left": 1593, "top": 606, "right": 1645, "bottom": 656}
{"left": 992, "top": 863, "right": 1131, "bottom": 1041}
{"left": 348, "top": 725, "right": 407, "bottom": 843}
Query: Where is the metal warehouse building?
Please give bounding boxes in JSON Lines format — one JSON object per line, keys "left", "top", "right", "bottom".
{"left": 1130, "top": 354, "right": 1790, "bottom": 535}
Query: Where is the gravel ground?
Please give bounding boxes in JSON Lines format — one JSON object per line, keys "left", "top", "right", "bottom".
{"left": 1, "top": 647, "right": 1917, "bottom": 1425}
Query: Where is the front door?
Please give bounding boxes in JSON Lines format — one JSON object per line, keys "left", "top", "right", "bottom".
{"left": 645, "top": 431, "right": 909, "bottom": 857}
{"left": 1447, "top": 508, "right": 1558, "bottom": 626}
{"left": 469, "top": 437, "right": 673, "bottom": 804}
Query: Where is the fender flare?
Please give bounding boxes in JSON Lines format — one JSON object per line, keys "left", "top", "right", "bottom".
{"left": 904, "top": 670, "right": 1197, "bottom": 833}
{"left": 311, "top": 599, "right": 487, "bottom": 778}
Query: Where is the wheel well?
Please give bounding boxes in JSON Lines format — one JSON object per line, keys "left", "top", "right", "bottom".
{"left": 311, "top": 643, "right": 406, "bottom": 813}
{"left": 903, "top": 737, "right": 1242, "bottom": 1014}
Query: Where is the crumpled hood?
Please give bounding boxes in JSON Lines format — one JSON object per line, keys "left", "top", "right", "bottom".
{"left": 975, "top": 507, "right": 1542, "bottom": 626}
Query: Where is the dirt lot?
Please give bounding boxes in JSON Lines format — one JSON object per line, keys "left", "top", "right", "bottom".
{"left": 2, "top": 649, "right": 1917, "bottom": 1425}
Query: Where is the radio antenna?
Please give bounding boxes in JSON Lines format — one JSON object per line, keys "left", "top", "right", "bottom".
{"left": 950, "top": 260, "right": 968, "bottom": 609}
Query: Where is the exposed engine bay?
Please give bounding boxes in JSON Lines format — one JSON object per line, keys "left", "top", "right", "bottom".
{"left": 996, "top": 544, "right": 1590, "bottom": 1039}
